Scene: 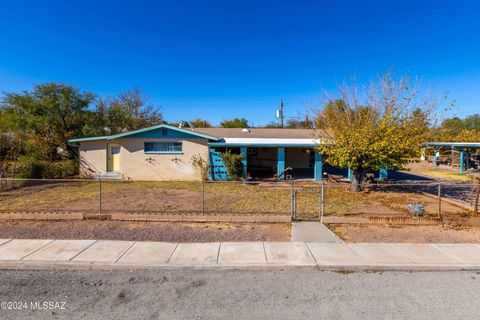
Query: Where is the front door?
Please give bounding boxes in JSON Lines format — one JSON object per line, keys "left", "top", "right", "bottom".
{"left": 107, "top": 143, "right": 120, "bottom": 172}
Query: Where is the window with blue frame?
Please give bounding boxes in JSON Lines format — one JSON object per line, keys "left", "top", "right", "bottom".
{"left": 144, "top": 142, "right": 183, "bottom": 153}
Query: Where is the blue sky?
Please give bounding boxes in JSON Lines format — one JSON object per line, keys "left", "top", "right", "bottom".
{"left": 0, "top": 0, "right": 479, "bottom": 125}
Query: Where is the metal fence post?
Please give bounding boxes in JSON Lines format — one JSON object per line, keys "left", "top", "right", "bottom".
{"left": 201, "top": 180, "right": 205, "bottom": 214}
{"left": 474, "top": 179, "right": 479, "bottom": 215}
{"left": 320, "top": 180, "right": 325, "bottom": 223}
{"left": 437, "top": 182, "right": 442, "bottom": 218}
{"left": 99, "top": 178, "right": 102, "bottom": 214}
{"left": 290, "top": 180, "right": 295, "bottom": 220}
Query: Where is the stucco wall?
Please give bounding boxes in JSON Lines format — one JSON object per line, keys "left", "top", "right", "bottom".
{"left": 79, "top": 138, "right": 209, "bottom": 181}
{"left": 79, "top": 140, "right": 107, "bottom": 177}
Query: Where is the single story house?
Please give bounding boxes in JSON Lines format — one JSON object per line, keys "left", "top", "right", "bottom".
{"left": 68, "top": 124, "right": 330, "bottom": 181}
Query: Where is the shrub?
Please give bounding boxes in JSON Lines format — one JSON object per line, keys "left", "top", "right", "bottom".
{"left": 18, "top": 159, "right": 79, "bottom": 179}
{"left": 191, "top": 154, "right": 210, "bottom": 181}
{"left": 222, "top": 151, "right": 244, "bottom": 181}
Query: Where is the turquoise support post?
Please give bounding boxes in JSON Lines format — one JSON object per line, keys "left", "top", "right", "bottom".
{"left": 379, "top": 166, "right": 388, "bottom": 180}
{"left": 314, "top": 152, "right": 323, "bottom": 181}
{"left": 451, "top": 146, "right": 455, "bottom": 168}
{"left": 240, "top": 146, "right": 248, "bottom": 177}
{"left": 433, "top": 147, "right": 437, "bottom": 170}
{"left": 459, "top": 148, "right": 464, "bottom": 175}
{"left": 277, "top": 147, "right": 285, "bottom": 180}
{"left": 347, "top": 168, "right": 353, "bottom": 181}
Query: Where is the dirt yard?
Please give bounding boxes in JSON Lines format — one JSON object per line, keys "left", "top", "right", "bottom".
{"left": 328, "top": 224, "right": 480, "bottom": 243}
{"left": 0, "top": 221, "right": 290, "bottom": 242}
{"left": 0, "top": 180, "right": 472, "bottom": 219}
{"left": 403, "top": 161, "right": 477, "bottom": 182}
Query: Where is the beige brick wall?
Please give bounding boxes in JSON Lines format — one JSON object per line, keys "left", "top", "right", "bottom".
{"left": 79, "top": 138, "right": 209, "bottom": 181}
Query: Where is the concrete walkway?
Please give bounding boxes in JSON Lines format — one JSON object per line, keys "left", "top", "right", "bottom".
{"left": 291, "top": 222, "right": 343, "bottom": 243}
{"left": 1, "top": 239, "right": 480, "bottom": 271}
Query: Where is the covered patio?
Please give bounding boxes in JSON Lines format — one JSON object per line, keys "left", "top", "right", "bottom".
{"left": 208, "top": 142, "right": 323, "bottom": 181}
{"left": 422, "top": 142, "right": 480, "bottom": 174}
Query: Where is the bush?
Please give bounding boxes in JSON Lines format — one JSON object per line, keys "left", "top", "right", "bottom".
{"left": 191, "top": 154, "right": 210, "bottom": 181}
{"left": 18, "top": 159, "right": 79, "bottom": 179}
{"left": 222, "top": 151, "right": 244, "bottom": 181}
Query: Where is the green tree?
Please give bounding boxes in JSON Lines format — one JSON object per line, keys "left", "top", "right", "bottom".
{"left": 438, "top": 117, "right": 464, "bottom": 139}
{"left": 464, "top": 114, "right": 480, "bottom": 131}
{"left": 0, "top": 132, "right": 21, "bottom": 177}
{"left": 434, "top": 114, "right": 480, "bottom": 142}
{"left": 285, "top": 118, "right": 313, "bottom": 128}
{"left": 188, "top": 118, "right": 212, "bottom": 128}
{"left": 264, "top": 121, "right": 280, "bottom": 128}
{"left": 220, "top": 117, "right": 249, "bottom": 128}
{"left": 314, "top": 72, "right": 432, "bottom": 192}
{"left": 93, "top": 88, "right": 163, "bottom": 135}
{"left": 1, "top": 83, "right": 95, "bottom": 160}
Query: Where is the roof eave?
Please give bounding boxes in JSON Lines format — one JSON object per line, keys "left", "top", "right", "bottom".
{"left": 67, "top": 124, "right": 221, "bottom": 143}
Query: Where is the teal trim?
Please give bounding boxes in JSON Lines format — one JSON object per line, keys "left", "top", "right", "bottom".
{"left": 68, "top": 124, "right": 220, "bottom": 143}
{"left": 132, "top": 128, "right": 204, "bottom": 139}
{"left": 347, "top": 168, "right": 353, "bottom": 181}
{"left": 422, "top": 142, "right": 480, "bottom": 148}
{"left": 459, "top": 148, "right": 464, "bottom": 175}
{"left": 144, "top": 141, "right": 183, "bottom": 153}
{"left": 69, "top": 135, "right": 115, "bottom": 143}
{"left": 379, "top": 166, "right": 388, "bottom": 180}
{"left": 240, "top": 146, "right": 248, "bottom": 177}
{"left": 314, "top": 152, "right": 323, "bottom": 181}
{"left": 277, "top": 147, "right": 285, "bottom": 180}
{"left": 145, "top": 151, "right": 183, "bottom": 154}
{"left": 208, "top": 142, "right": 316, "bottom": 147}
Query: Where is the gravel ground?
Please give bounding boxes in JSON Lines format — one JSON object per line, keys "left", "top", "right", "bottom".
{"left": 329, "top": 224, "right": 480, "bottom": 243}
{"left": 0, "top": 269, "right": 479, "bottom": 319}
{"left": 0, "top": 221, "right": 290, "bottom": 242}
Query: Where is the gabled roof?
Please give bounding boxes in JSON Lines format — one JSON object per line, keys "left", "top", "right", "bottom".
{"left": 193, "top": 127, "right": 329, "bottom": 139}
{"left": 68, "top": 124, "right": 221, "bottom": 143}
{"left": 68, "top": 124, "right": 330, "bottom": 143}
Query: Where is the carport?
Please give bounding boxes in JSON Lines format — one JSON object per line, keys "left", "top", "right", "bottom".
{"left": 422, "top": 142, "right": 480, "bottom": 174}
{"left": 208, "top": 142, "right": 323, "bottom": 181}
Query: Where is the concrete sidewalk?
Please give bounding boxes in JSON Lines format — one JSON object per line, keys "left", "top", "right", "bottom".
{"left": 291, "top": 222, "right": 343, "bottom": 243}
{"left": 0, "top": 239, "right": 480, "bottom": 271}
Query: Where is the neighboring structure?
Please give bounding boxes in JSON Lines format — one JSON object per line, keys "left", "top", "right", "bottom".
{"left": 422, "top": 142, "right": 480, "bottom": 174}
{"left": 68, "top": 124, "right": 329, "bottom": 181}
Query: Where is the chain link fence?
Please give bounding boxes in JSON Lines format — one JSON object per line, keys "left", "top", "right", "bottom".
{"left": 0, "top": 178, "right": 478, "bottom": 220}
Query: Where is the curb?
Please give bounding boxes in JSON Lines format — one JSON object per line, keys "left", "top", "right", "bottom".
{"left": 1, "top": 260, "right": 480, "bottom": 272}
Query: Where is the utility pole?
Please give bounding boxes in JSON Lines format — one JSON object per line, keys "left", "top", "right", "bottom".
{"left": 277, "top": 99, "right": 284, "bottom": 128}
{"left": 305, "top": 112, "right": 309, "bottom": 128}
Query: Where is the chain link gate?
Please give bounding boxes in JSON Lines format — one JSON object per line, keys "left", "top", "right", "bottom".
{"left": 290, "top": 181, "right": 325, "bottom": 221}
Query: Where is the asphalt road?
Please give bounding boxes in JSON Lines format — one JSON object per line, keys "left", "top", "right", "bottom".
{"left": 0, "top": 269, "right": 479, "bottom": 320}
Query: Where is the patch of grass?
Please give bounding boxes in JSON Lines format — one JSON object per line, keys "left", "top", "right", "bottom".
{"left": 325, "top": 224, "right": 349, "bottom": 242}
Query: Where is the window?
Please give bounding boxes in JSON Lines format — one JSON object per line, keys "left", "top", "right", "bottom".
{"left": 144, "top": 142, "right": 182, "bottom": 153}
